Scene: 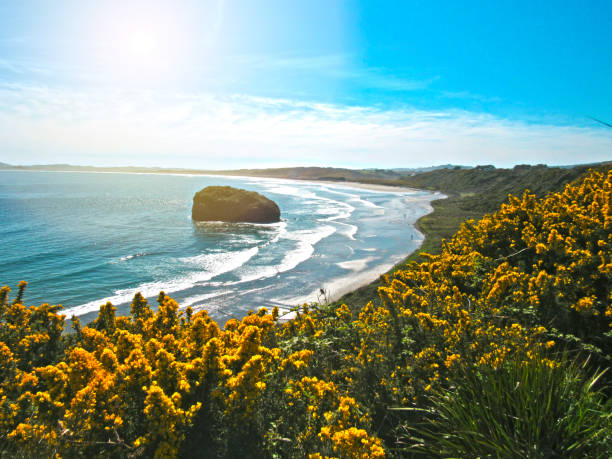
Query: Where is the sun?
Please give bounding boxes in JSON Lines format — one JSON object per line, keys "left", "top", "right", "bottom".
{"left": 108, "top": 21, "right": 166, "bottom": 79}
{"left": 93, "top": 2, "right": 209, "bottom": 84}
{"left": 127, "top": 30, "right": 156, "bottom": 59}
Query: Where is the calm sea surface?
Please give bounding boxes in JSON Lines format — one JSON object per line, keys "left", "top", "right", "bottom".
{"left": 0, "top": 171, "right": 439, "bottom": 323}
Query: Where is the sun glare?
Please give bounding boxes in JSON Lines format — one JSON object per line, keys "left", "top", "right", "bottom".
{"left": 101, "top": 12, "right": 185, "bottom": 83}
{"left": 127, "top": 30, "right": 156, "bottom": 59}
{"left": 81, "top": 2, "right": 221, "bottom": 85}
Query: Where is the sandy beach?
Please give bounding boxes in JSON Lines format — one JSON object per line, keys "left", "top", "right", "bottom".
{"left": 315, "top": 179, "right": 424, "bottom": 193}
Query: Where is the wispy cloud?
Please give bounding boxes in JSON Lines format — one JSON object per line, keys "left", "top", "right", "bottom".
{"left": 0, "top": 83, "right": 610, "bottom": 168}
{"left": 229, "top": 53, "right": 435, "bottom": 93}
{"left": 440, "top": 90, "right": 503, "bottom": 103}
{"left": 0, "top": 58, "right": 52, "bottom": 76}
{"left": 231, "top": 53, "right": 350, "bottom": 72}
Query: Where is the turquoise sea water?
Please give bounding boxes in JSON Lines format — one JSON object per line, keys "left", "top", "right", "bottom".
{"left": 0, "top": 171, "right": 439, "bottom": 323}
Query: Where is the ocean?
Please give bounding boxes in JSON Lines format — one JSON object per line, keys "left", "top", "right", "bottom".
{"left": 0, "top": 170, "right": 439, "bottom": 324}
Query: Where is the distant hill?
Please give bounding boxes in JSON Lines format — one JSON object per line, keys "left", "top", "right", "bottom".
{"left": 399, "top": 162, "right": 611, "bottom": 210}
{"left": 397, "top": 161, "right": 612, "bottom": 258}
{"left": 207, "top": 166, "right": 404, "bottom": 182}
{"left": 0, "top": 163, "right": 404, "bottom": 183}
{"left": 391, "top": 164, "right": 471, "bottom": 175}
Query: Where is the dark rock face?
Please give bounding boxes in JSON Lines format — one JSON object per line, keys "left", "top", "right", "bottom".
{"left": 192, "top": 186, "right": 281, "bottom": 223}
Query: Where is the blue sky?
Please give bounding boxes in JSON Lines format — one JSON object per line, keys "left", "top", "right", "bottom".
{"left": 0, "top": 0, "right": 610, "bottom": 168}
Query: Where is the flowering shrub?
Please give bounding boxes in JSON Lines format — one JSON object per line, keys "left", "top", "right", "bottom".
{"left": 0, "top": 290, "right": 380, "bottom": 458}
{"left": 0, "top": 168, "right": 610, "bottom": 457}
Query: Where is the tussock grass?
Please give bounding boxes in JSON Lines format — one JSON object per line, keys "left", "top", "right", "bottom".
{"left": 404, "top": 356, "right": 612, "bottom": 458}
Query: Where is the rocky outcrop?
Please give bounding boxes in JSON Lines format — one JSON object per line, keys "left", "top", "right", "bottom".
{"left": 191, "top": 186, "right": 281, "bottom": 223}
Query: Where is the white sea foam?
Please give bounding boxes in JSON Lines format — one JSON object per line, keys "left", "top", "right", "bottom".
{"left": 115, "top": 252, "right": 153, "bottom": 262}
{"left": 63, "top": 280, "right": 187, "bottom": 317}
{"left": 263, "top": 184, "right": 320, "bottom": 200}
{"left": 277, "top": 225, "right": 336, "bottom": 273}
{"left": 182, "top": 291, "right": 233, "bottom": 307}
{"left": 227, "top": 225, "right": 338, "bottom": 285}
{"left": 65, "top": 247, "right": 259, "bottom": 316}
{"left": 352, "top": 197, "right": 381, "bottom": 208}
{"left": 179, "top": 246, "right": 258, "bottom": 269}
{"left": 336, "top": 257, "right": 375, "bottom": 272}
{"left": 232, "top": 266, "right": 279, "bottom": 284}
{"left": 335, "top": 222, "right": 358, "bottom": 240}
{"left": 317, "top": 200, "right": 355, "bottom": 223}
{"left": 181, "top": 246, "right": 259, "bottom": 284}
{"left": 319, "top": 186, "right": 383, "bottom": 209}
{"left": 261, "top": 182, "right": 356, "bottom": 223}
{"left": 267, "top": 221, "right": 288, "bottom": 244}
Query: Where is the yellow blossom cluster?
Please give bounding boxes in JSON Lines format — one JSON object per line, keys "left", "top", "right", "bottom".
{"left": 0, "top": 288, "right": 382, "bottom": 457}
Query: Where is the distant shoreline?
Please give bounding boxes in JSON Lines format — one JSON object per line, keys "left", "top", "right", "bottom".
{"left": 0, "top": 166, "right": 428, "bottom": 194}
{"left": 0, "top": 162, "right": 445, "bottom": 190}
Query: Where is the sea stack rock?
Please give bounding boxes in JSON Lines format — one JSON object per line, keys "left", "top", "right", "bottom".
{"left": 192, "top": 186, "right": 281, "bottom": 223}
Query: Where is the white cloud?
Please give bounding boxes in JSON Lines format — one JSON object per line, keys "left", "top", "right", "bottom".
{"left": 0, "top": 83, "right": 610, "bottom": 168}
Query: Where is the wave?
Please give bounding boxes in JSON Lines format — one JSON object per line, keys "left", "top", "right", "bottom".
{"left": 335, "top": 222, "right": 358, "bottom": 240}
{"left": 64, "top": 247, "right": 259, "bottom": 317}
{"left": 277, "top": 225, "right": 337, "bottom": 273}
{"left": 265, "top": 221, "right": 288, "bottom": 244}
{"left": 182, "top": 291, "right": 234, "bottom": 308}
{"left": 351, "top": 197, "right": 381, "bottom": 208}
{"left": 261, "top": 184, "right": 321, "bottom": 200}
{"left": 193, "top": 220, "right": 286, "bottom": 229}
{"left": 117, "top": 252, "right": 154, "bottom": 262}
{"left": 336, "top": 257, "right": 375, "bottom": 272}
{"left": 229, "top": 225, "right": 337, "bottom": 285}
{"left": 180, "top": 246, "right": 260, "bottom": 284}
{"left": 261, "top": 182, "right": 356, "bottom": 223}
{"left": 319, "top": 186, "right": 383, "bottom": 209}
{"left": 317, "top": 200, "right": 355, "bottom": 223}
{"left": 180, "top": 246, "right": 258, "bottom": 269}
{"left": 232, "top": 266, "right": 279, "bottom": 284}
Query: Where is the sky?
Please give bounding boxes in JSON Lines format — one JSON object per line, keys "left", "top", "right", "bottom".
{"left": 0, "top": 0, "right": 610, "bottom": 169}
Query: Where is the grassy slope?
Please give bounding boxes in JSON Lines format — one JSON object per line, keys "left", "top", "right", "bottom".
{"left": 336, "top": 163, "right": 611, "bottom": 309}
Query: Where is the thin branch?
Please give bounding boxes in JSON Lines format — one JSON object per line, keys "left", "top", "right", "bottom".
{"left": 494, "top": 246, "right": 531, "bottom": 261}
{"left": 587, "top": 116, "right": 612, "bottom": 128}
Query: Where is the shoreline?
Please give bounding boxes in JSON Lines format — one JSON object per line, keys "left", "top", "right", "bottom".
{"left": 2, "top": 168, "right": 443, "bottom": 319}
{"left": 275, "top": 259, "right": 415, "bottom": 322}
{"left": 276, "top": 210, "right": 432, "bottom": 321}
{"left": 307, "top": 179, "right": 424, "bottom": 194}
